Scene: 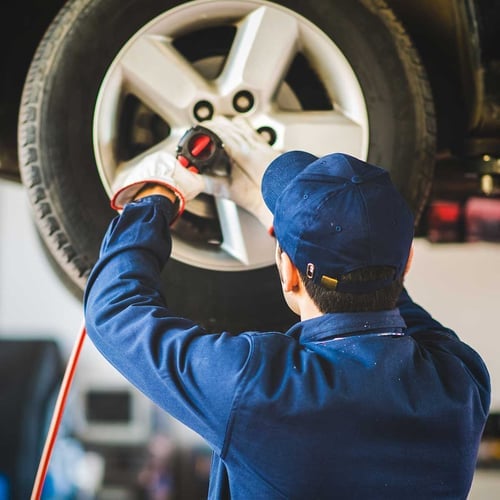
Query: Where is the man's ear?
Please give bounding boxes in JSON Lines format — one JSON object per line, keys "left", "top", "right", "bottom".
{"left": 280, "top": 251, "right": 300, "bottom": 292}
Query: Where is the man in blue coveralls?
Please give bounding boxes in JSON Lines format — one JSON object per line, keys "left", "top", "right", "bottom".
{"left": 84, "top": 117, "right": 490, "bottom": 499}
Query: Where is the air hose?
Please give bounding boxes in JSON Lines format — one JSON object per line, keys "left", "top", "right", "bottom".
{"left": 31, "top": 322, "right": 87, "bottom": 500}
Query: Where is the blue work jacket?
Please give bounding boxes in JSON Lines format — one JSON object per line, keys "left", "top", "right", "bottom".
{"left": 84, "top": 196, "right": 490, "bottom": 499}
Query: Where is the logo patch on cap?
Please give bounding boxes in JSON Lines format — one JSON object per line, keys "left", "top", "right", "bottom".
{"left": 306, "top": 263, "right": 315, "bottom": 279}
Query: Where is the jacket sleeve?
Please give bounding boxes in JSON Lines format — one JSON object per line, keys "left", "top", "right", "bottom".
{"left": 398, "top": 287, "right": 491, "bottom": 415}
{"left": 83, "top": 196, "right": 253, "bottom": 453}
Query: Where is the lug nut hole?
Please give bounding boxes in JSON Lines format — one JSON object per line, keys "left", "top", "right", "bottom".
{"left": 193, "top": 101, "right": 214, "bottom": 122}
{"left": 257, "top": 126, "right": 277, "bottom": 146}
{"left": 233, "top": 91, "right": 254, "bottom": 113}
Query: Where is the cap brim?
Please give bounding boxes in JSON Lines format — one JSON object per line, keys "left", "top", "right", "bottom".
{"left": 262, "top": 150, "right": 319, "bottom": 213}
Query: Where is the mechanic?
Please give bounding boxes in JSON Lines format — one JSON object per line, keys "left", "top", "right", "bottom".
{"left": 84, "top": 117, "right": 490, "bottom": 499}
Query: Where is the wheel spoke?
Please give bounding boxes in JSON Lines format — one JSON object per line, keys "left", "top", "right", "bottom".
{"left": 215, "top": 198, "right": 276, "bottom": 266}
{"left": 217, "top": 6, "right": 299, "bottom": 103}
{"left": 119, "top": 35, "right": 212, "bottom": 123}
{"left": 273, "top": 110, "right": 367, "bottom": 158}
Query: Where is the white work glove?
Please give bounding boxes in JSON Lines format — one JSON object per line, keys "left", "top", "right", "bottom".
{"left": 203, "top": 116, "right": 279, "bottom": 231}
{"left": 110, "top": 150, "right": 205, "bottom": 214}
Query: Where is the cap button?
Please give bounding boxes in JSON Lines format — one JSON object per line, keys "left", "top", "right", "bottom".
{"left": 351, "top": 175, "right": 363, "bottom": 184}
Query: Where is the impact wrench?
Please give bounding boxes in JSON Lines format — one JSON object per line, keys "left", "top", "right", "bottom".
{"left": 31, "top": 126, "right": 230, "bottom": 499}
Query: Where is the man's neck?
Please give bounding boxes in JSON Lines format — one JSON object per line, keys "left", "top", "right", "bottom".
{"left": 298, "top": 295, "right": 323, "bottom": 322}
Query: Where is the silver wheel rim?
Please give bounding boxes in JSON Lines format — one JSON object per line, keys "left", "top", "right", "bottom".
{"left": 94, "top": 0, "right": 369, "bottom": 271}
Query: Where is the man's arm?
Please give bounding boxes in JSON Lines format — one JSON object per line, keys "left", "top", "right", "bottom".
{"left": 398, "top": 286, "right": 491, "bottom": 417}
{"left": 83, "top": 196, "right": 253, "bottom": 453}
{"left": 84, "top": 118, "right": 279, "bottom": 450}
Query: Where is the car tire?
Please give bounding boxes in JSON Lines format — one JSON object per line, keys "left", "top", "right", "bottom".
{"left": 19, "top": 0, "right": 435, "bottom": 331}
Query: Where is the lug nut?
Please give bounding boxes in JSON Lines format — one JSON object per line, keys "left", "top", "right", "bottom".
{"left": 193, "top": 101, "right": 214, "bottom": 121}
{"left": 233, "top": 90, "right": 254, "bottom": 113}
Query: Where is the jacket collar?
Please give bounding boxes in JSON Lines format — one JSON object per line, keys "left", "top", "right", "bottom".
{"left": 285, "top": 309, "right": 406, "bottom": 343}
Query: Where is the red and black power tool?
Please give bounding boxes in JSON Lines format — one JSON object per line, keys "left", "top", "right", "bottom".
{"left": 176, "top": 125, "right": 231, "bottom": 177}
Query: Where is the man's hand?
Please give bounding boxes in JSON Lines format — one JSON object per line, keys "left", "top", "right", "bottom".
{"left": 111, "top": 150, "right": 206, "bottom": 213}
{"left": 110, "top": 117, "right": 279, "bottom": 232}
{"left": 202, "top": 116, "right": 280, "bottom": 231}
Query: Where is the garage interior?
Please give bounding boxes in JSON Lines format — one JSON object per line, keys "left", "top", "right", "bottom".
{"left": 2, "top": 0, "right": 500, "bottom": 498}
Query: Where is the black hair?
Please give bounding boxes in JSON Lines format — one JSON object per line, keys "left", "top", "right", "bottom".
{"left": 298, "top": 266, "right": 404, "bottom": 313}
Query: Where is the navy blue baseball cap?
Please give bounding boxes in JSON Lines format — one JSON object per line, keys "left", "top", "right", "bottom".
{"left": 261, "top": 151, "right": 414, "bottom": 293}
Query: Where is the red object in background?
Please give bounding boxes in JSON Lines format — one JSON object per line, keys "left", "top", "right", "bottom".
{"left": 426, "top": 200, "right": 463, "bottom": 243}
{"left": 465, "top": 197, "right": 500, "bottom": 242}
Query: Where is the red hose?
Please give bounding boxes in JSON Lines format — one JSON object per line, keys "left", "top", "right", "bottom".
{"left": 31, "top": 323, "right": 87, "bottom": 500}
